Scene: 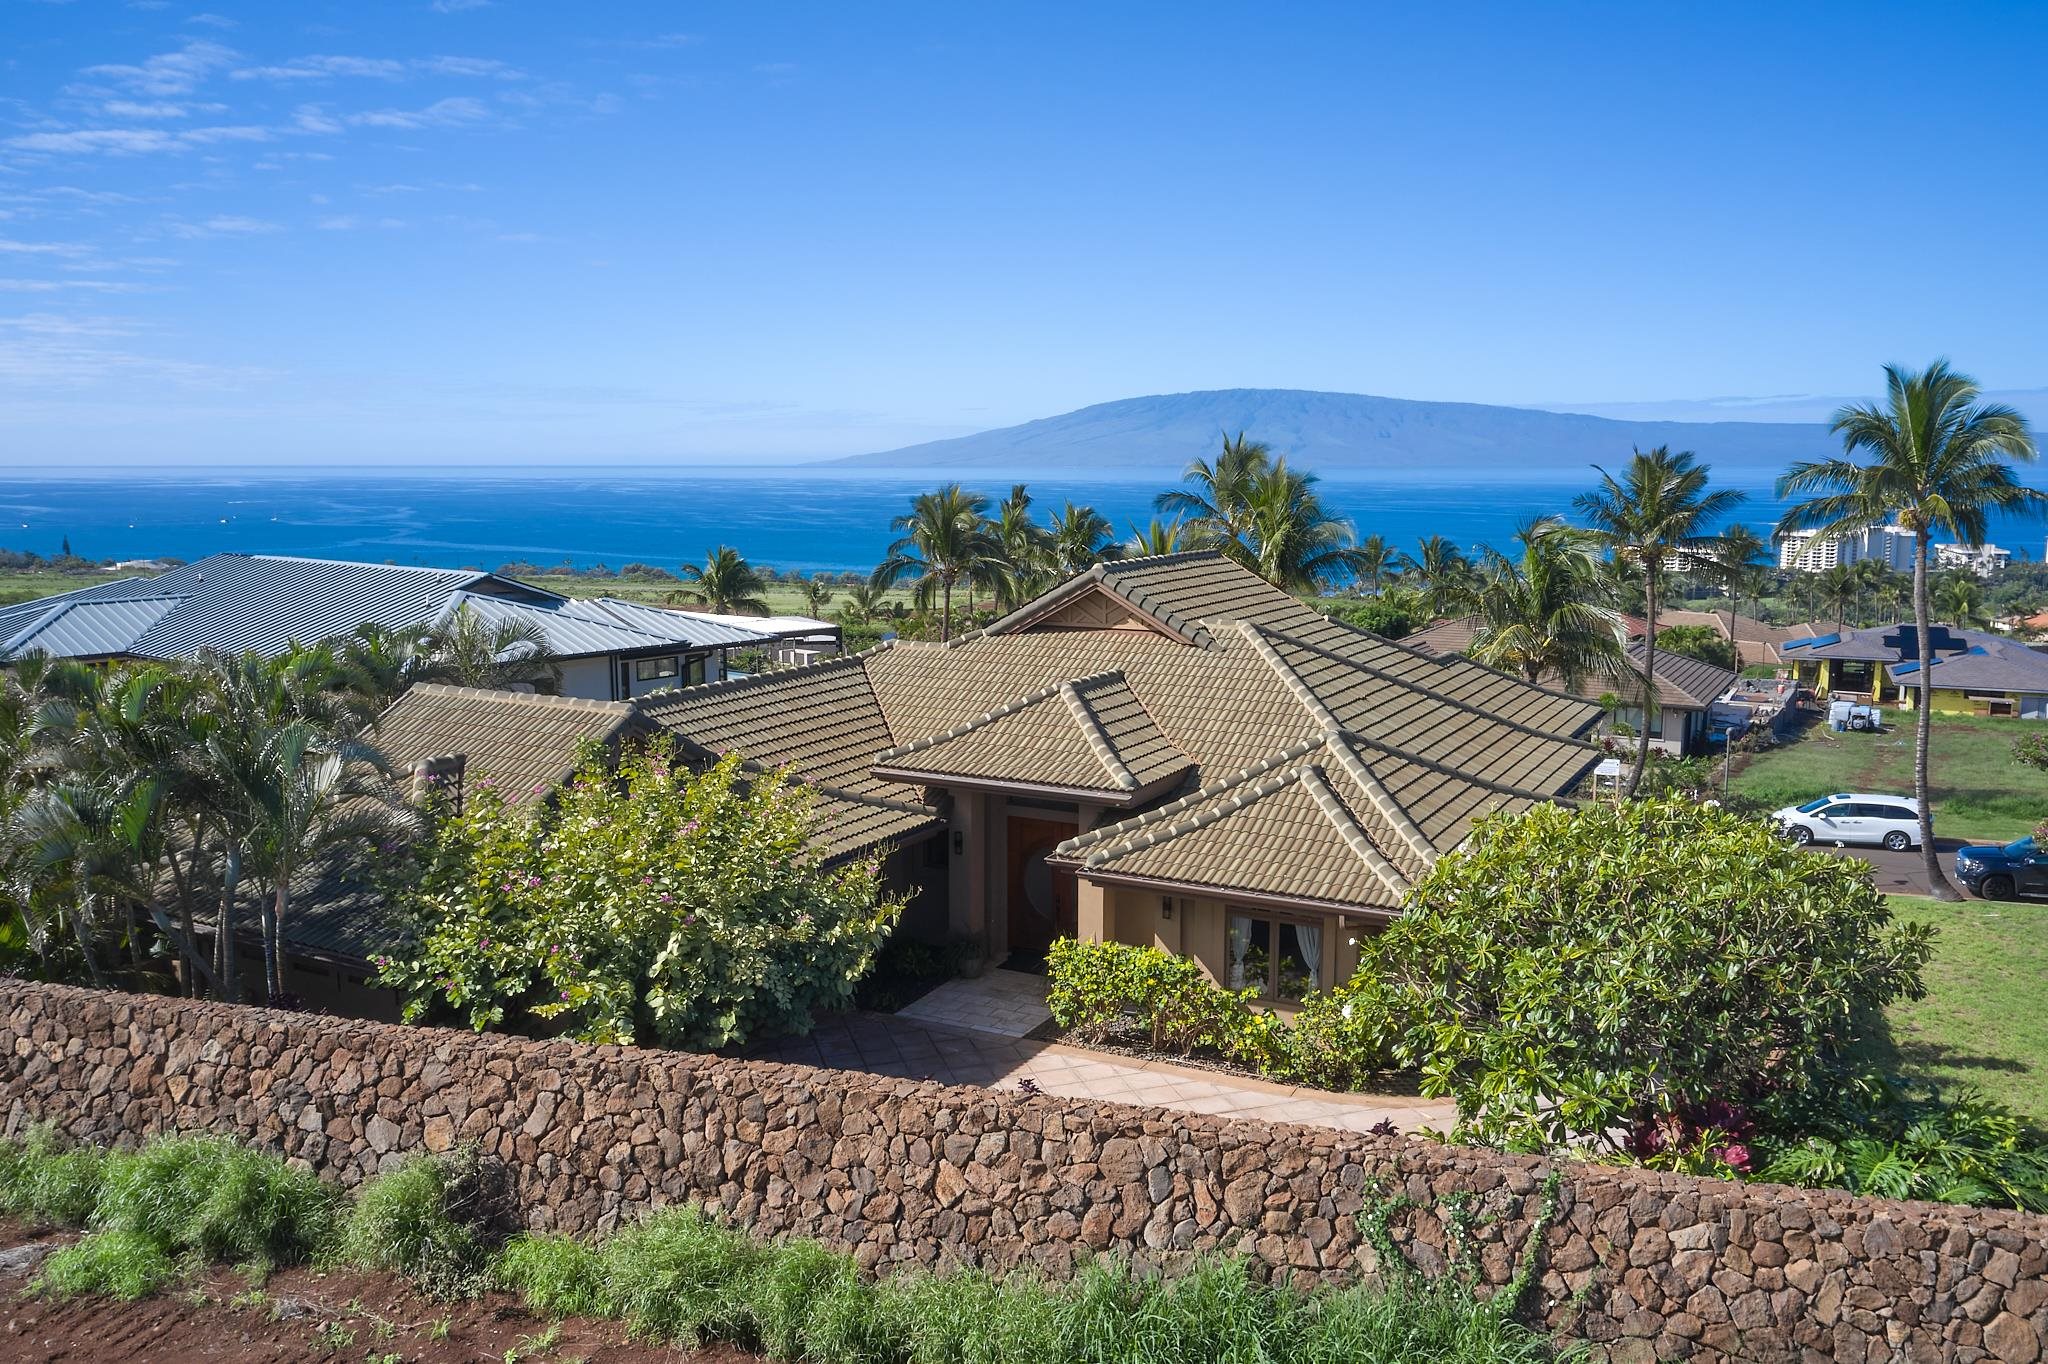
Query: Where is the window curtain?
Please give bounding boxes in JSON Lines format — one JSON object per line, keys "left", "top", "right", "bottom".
{"left": 1226, "top": 914, "right": 1249, "bottom": 990}
{"left": 1293, "top": 920, "right": 1321, "bottom": 991}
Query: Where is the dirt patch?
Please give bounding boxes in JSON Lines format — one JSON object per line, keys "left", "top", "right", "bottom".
{"left": 0, "top": 1223, "right": 757, "bottom": 1363}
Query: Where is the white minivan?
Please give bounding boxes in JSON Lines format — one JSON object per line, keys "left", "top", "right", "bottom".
{"left": 1772, "top": 793, "right": 1926, "bottom": 851}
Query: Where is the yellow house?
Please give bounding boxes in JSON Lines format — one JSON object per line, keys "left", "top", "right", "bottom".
{"left": 1784, "top": 623, "right": 2048, "bottom": 720}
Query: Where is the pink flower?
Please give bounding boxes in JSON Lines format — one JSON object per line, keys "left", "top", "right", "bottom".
{"left": 526, "top": 875, "right": 541, "bottom": 887}
{"left": 1713, "top": 1142, "right": 1753, "bottom": 1173}
{"left": 659, "top": 893, "right": 672, "bottom": 902}
{"left": 533, "top": 782, "right": 547, "bottom": 793}
{"left": 560, "top": 990, "right": 571, "bottom": 1000}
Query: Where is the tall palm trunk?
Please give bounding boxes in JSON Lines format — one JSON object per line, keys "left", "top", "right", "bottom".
{"left": 71, "top": 881, "right": 107, "bottom": 988}
{"left": 1624, "top": 570, "right": 1655, "bottom": 798}
{"left": 940, "top": 577, "right": 954, "bottom": 643}
{"left": 215, "top": 842, "right": 242, "bottom": 1002}
{"left": 263, "top": 881, "right": 285, "bottom": 1003}
{"left": 1912, "top": 532, "right": 1958, "bottom": 900}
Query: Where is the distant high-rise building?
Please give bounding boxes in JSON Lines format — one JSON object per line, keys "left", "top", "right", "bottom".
{"left": 1935, "top": 542, "right": 2012, "bottom": 578}
{"left": 1777, "top": 525, "right": 1915, "bottom": 574}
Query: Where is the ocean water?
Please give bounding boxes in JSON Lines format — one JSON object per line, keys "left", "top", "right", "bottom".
{"left": 0, "top": 470, "right": 2038, "bottom": 575}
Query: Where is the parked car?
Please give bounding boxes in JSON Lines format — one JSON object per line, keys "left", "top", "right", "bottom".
{"left": 1772, "top": 793, "right": 1925, "bottom": 851}
{"left": 1954, "top": 836, "right": 2048, "bottom": 901}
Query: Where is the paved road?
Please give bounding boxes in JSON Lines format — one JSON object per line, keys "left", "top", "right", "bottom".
{"left": 1806, "top": 837, "right": 1986, "bottom": 899}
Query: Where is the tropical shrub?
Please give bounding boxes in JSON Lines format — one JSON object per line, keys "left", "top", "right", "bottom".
{"left": 382, "top": 743, "right": 904, "bottom": 1048}
{"left": 1315, "top": 597, "right": 1415, "bottom": 639}
{"left": 1652, "top": 624, "right": 1736, "bottom": 669}
{"left": 339, "top": 1149, "right": 499, "bottom": 1297}
{"left": 1045, "top": 938, "right": 1288, "bottom": 1070}
{"left": 1756, "top": 1074, "right": 2048, "bottom": 1211}
{"left": 1369, "top": 799, "right": 1933, "bottom": 1151}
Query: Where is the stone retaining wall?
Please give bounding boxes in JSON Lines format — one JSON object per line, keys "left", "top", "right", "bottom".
{"left": 5, "top": 981, "right": 2047, "bottom": 1363}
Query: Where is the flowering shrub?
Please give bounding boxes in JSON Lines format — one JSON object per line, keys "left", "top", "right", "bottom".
{"left": 1372, "top": 799, "right": 1933, "bottom": 1153}
{"left": 380, "top": 744, "right": 904, "bottom": 1048}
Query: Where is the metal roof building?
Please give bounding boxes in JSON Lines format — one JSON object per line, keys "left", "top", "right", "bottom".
{"left": 0, "top": 553, "right": 781, "bottom": 702}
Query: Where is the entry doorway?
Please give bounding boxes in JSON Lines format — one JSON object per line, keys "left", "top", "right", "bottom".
{"left": 1005, "top": 815, "right": 1077, "bottom": 968}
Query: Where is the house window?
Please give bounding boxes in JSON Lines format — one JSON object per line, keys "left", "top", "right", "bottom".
{"left": 635, "top": 656, "right": 680, "bottom": 682}
{"left": 684, "top": 655, "right": 706, "bottom": 685}
{"left": 1225, "top": 910, "right": 1323, "bottom": 1002}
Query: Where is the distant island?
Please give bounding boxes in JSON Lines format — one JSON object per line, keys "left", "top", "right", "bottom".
{"left": 830, "top": 387, "right": 1834, "bottom": 480}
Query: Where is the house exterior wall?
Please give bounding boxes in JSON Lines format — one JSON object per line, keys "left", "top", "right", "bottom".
{"left": 556, "top": 656, "right": 614, "bottom": 701}
{"left": 1085, "top": 882, "right": 1365, "bottom": 1003}
{"left": 1899, "top": 686, "right": 2046, "bottom": 719}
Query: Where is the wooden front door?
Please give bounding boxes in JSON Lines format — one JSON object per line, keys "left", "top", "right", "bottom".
{"left": 1006, "top": 816, "right": 1077, "bottom": 963}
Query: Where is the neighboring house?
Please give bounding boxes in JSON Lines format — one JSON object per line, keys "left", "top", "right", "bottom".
{"left": 1652, "top": 608, "right": 1804, "bottom": 669}
{"left": 0, "top": 552, "right": 776, "bottom": 701}
{"left": 1573, "top": 644, "right": 1739, "bottom": 756}
{"left": 308, "top": 553, "right": 1600, "bottom": 1010}
{"left": 1406, "top": 619, "right": 1734, "bottom": 756}
{"left": 671, "top": 608, "right": 845, "bottom": 666}
{"left": 1782, "top": 623, "right": 2048, "bottom": 718}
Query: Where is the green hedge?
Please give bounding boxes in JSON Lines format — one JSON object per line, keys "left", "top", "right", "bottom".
{"left": 1044, "top": 939, "right": 1391, "bottom": 1089}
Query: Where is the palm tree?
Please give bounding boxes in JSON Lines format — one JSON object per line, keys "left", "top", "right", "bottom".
{"left": 833, "top": 579, "right": 890, "bottom": 626}
{"left": 872, "top": 484, "right": 1003, "bottom": 642}
{"left": 1817, "top": 563, "right": 1861, "bottom": 630}
{"left": 422, "top": 606, "right": 561, "bottom": 694}
{"left": 239, "top": 725, "right": 412, "bottom": 1003}
{"left": 16, "top": 776, "right": 160, "bottom": 988}
{"left": 793, "top": 575, "right": 835, "bottom": 619}
{"left": 334, "top": 622, "right": 430, "bottom": 711}
{"left": 1242, "top": 463, "right": 1367, "bottom": 592}
{"left": 1716, "top": 523, "right": 1771, "bottom": 648}
{"left": 1401, "top": 535, "right": 1478, "bottom": 619}
{"left": 1575, "top": 446, "right": 1745, "bottom": 798}
{"left": 1046, "top": 502, "right": 1120, "bottom": 576}
{"left": 1355, "top": 533, "right": 1398, "bottom": 595}
{"left": 1155, "top": 432, "right": 1270, "bottom": 563}
{"left": 1779, "top": 359, "right": 2044, "bottom": 900}
{"left": 1934, "top": 574, "right": 1989, "bottom": 628}
{"left": 1466, "top": 517, "right": 1625, "bottom": 688}
{"left": 674, "top": 546, "right": 770, "bottom": 615}
{"left": 1124, "top": 516, "right": 1197, "bottom": 557}
{"left": 987, "top": 484, "right": 1053, "bottom": 611}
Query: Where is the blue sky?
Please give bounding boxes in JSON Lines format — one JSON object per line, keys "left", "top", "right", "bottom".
{"left": 4, "top": 1, "right": 2046, "bottom": 466}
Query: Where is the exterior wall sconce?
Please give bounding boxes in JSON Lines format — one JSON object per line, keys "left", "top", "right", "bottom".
{"left": 952, "top": 831, "right": 965, "bottom": 856}
{"left": 1161, "top": 897, "right": 1173, "bottom": 921}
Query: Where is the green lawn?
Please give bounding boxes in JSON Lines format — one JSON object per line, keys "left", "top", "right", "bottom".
{"left": 0, "top": 568, "right": 911, "bottom": 620}
{"left": 1853, "top": 895, "right": 2048, "bottom": 1120}
{"left": 1730, "top": 711, "right": 2048, "bottom": 843}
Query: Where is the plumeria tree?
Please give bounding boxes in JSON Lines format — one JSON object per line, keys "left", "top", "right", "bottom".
{"left": 381, "top": 744, "right": 904, "bottom": 1048}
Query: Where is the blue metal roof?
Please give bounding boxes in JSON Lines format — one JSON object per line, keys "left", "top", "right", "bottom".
{"left": 0, "top": 553, "right": 770, "bottom": 664}
{"left": 0, "top": 595, "right": 185, "bottom": 659}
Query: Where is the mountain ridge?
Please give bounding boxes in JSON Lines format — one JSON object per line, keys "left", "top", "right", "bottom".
{"left": 828, "top": 387, "right": 1835, "bottom": 480}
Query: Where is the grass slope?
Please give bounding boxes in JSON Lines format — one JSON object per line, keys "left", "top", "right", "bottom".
{"left": 1857, "top": 895, "right": 2048, "bottom": 1120}
{"left": 1731, "top": 713, "right": 2048, "bottom": 843}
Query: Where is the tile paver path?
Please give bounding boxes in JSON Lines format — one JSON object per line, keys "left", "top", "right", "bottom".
{"left": 743, "top": 1005, "right": 1455, "bottom": 1136}
{"left": 895, "top": 967, "right": 1053, "bottom": 1037}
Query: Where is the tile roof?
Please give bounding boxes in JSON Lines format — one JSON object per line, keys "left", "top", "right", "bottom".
{"left": 372, "top": 683, "right": 645, "bottom": 800}
{"left": 1403, "top": 614, "right": 1481, "bottom": 656}
{"left": 872, "top": 669, "right": 1190, "bottom": 798}
{"left": 1571, "top": 644, "right": 1738, "bottom": 712}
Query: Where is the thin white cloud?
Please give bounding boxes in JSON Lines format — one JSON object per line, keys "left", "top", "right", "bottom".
{"left": 0, "top": 239, "right": 92, "bottom": 257}
{"left": 83, "top": 39, "right": 238, "bottom": 97}
{"left": 102, "top": 100, "right": 190, "bottom": 119}
{"left": 234, "top": 54, "right": 521, "bottom": 82}
{"left": 348, "top": 96, "right": 490, "bottom": 129}
{"left": 0, "top": 277, "right": 152, "bottom": 293}
{"left": 4, "top": 124, "right": 268, "bottom": 156}
{"left": 165, "top": 214, "right": 282, "bottom": 238}
{"left": 186, "top": 13, "right": 237, "bottom": 28}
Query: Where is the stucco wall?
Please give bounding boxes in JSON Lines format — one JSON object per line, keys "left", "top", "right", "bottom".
{"left": 5, "top": 981, "right": 2048, "bottom": 1363}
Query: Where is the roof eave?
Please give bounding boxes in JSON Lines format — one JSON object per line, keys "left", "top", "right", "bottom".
{"left": 1060, "top": 866, "right": 1404, "bottom": 921}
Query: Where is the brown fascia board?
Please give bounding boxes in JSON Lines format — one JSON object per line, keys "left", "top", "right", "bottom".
{"left": 866, "top": 766, "right": 1179, "bottom": 807}
{"left": 1065, "top": 866, "right": 1404, "bottom": 923}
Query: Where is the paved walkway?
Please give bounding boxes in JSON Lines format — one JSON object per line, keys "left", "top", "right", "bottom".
{"left": 896, "top": 967, "right": 1053, "bottom": 1037}
{"left": 743, "top": 1009, "right": 1454, "bottom": 1135}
